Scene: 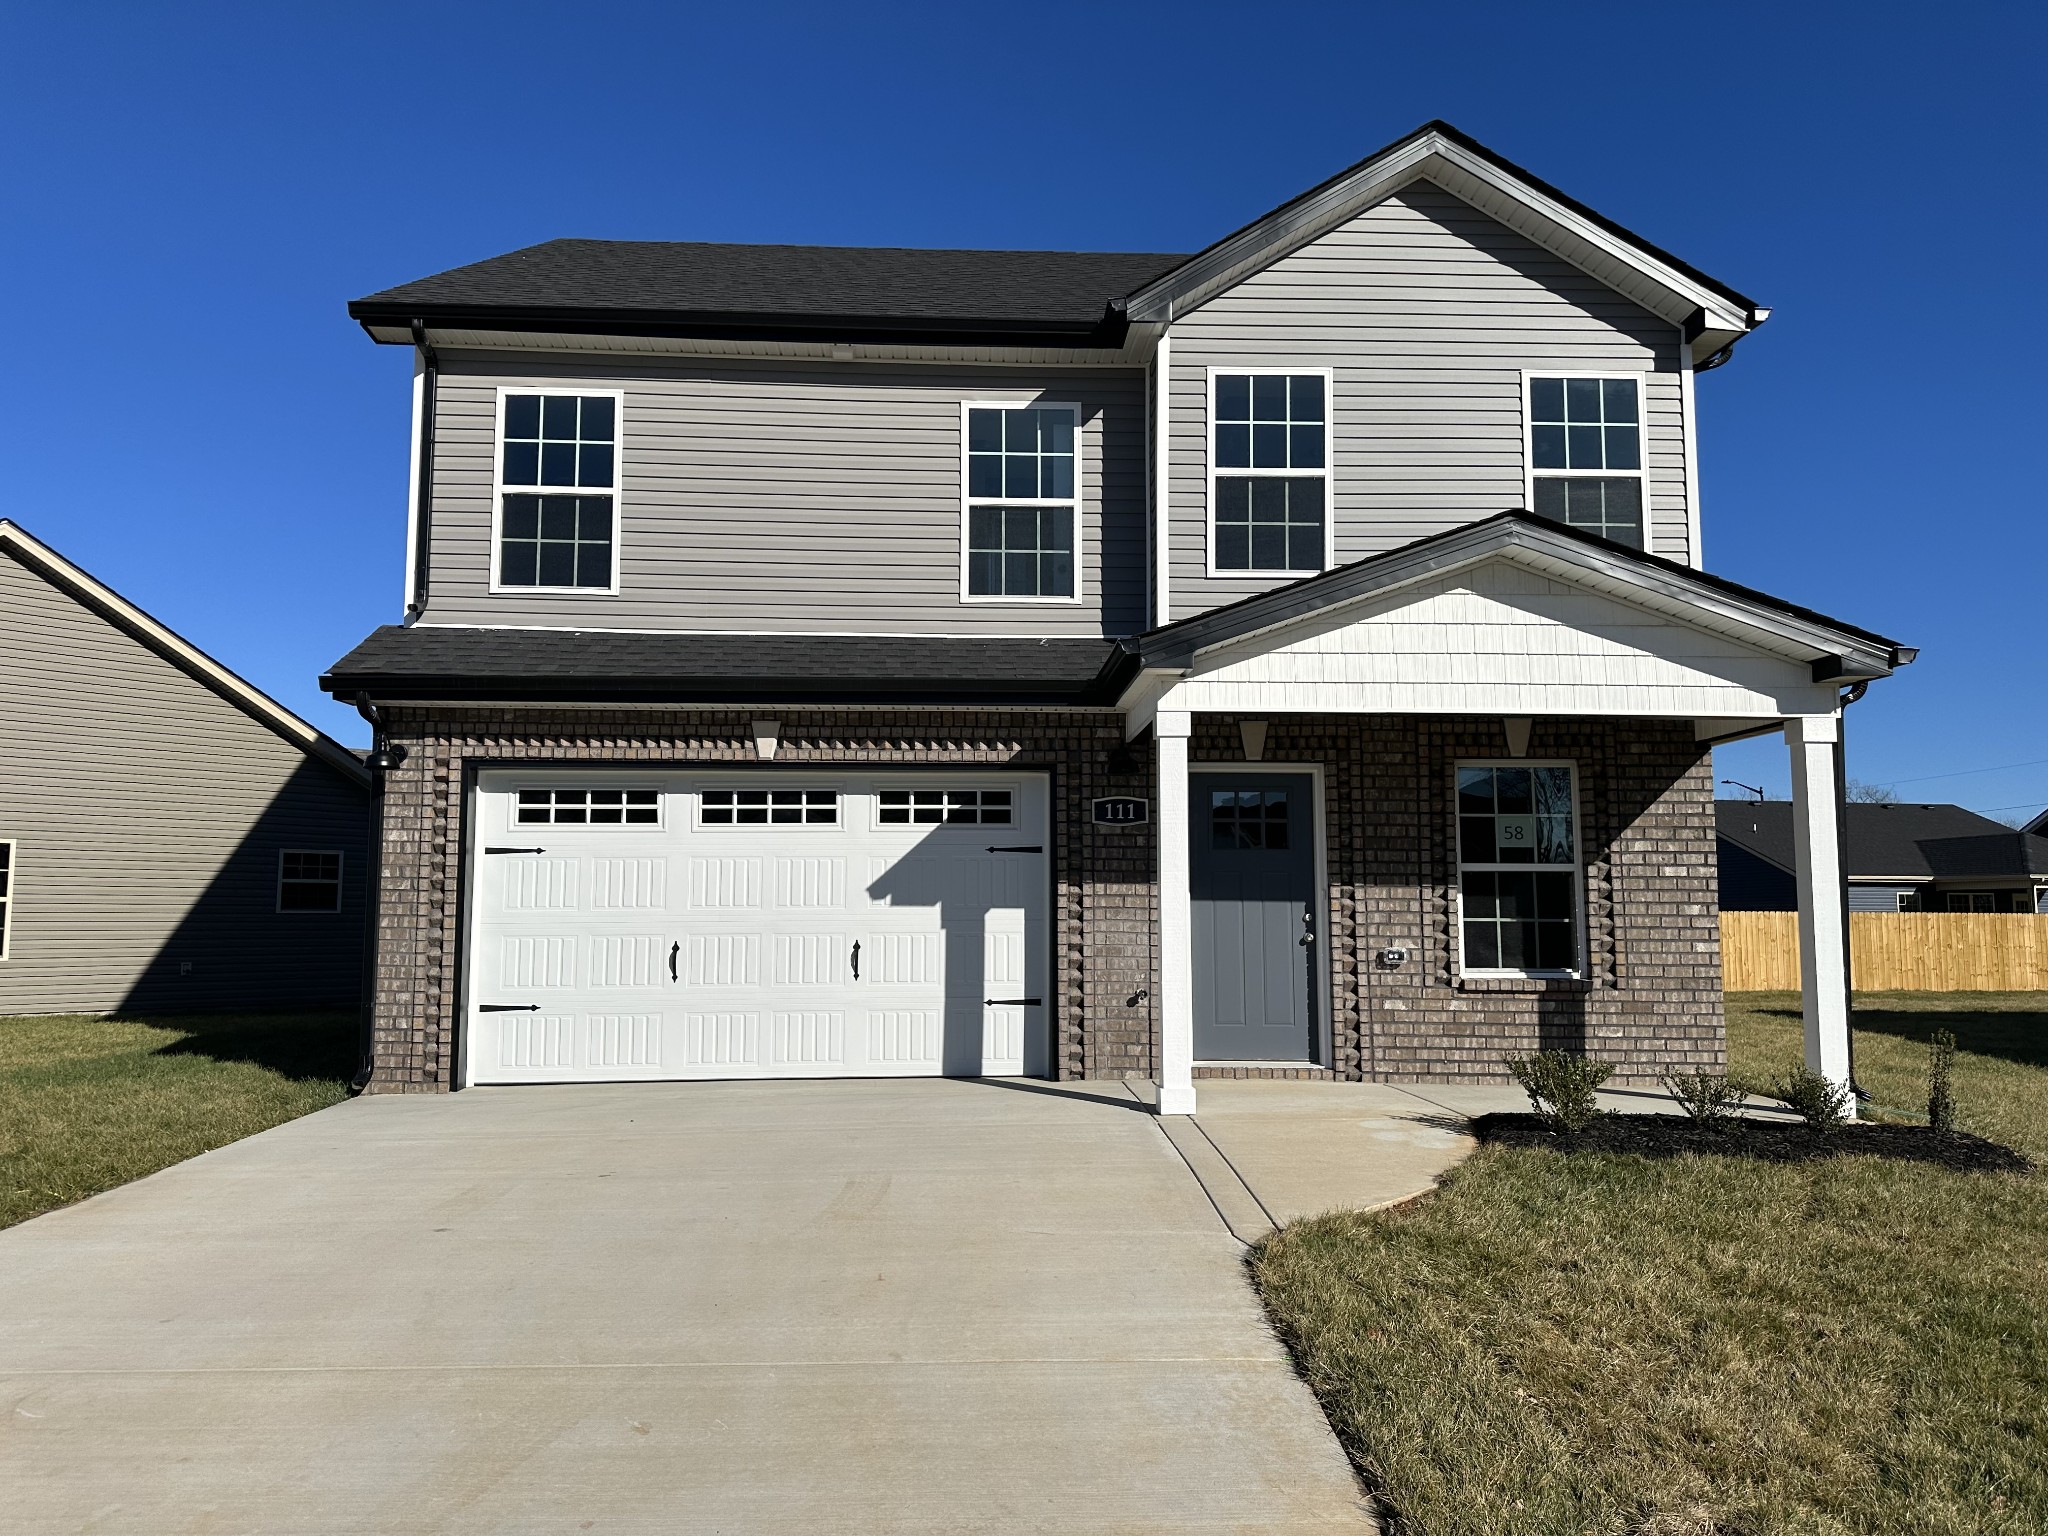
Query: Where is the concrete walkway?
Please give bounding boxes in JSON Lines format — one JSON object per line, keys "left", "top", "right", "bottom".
{"left": 0, "top": 1077, "right": 1476, "bottom": 1534}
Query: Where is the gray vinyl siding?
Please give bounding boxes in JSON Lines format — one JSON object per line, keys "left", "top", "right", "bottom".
{"left": 418, "top": 355, "right": 1147, "bottom": 636}
{"left": 1166, "top": 180, "right": 1692, "bottom": 621}
{"left": 0, "top": 551, "right": 368, "bottom": 1015}
{"left": 1847, "top": 884, "right": 1917, "bottom": 913}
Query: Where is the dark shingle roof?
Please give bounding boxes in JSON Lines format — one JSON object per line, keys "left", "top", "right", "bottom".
{"left": 350, "top": 241, "right": 1188, "bottom": 341}
{"left": 321, "top": 627, "right": 1133, "bottom": 705}
{"left": 1716, "top": 801, "right": 2048, "bottom": 881}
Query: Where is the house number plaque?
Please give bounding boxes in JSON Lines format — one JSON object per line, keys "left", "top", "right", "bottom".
{"left": 1092, "top": 796, "right": 1149, "bottom": 828}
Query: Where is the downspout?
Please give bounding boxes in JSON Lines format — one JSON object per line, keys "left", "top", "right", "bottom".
{"left": 405, "top": 320, "right": 439, "bottom": 623}
{"left": 1152, "top": 325, "right": 1173, "bottom": 628}
{"left": 1835, "top": 679, "right": 1871, "bottom": 1103}
{"left": 351, "top": 693, "right": 402, "bottom": 1094}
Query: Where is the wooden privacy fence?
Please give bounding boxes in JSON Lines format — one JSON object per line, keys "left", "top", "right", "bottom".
{"left": 1721, "top": 911, "right": 2048, "bottom": 992}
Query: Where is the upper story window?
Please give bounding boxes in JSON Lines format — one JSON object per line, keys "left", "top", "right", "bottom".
{"left": 1456, "top": 764, "right": 1581, "bottom": 975}
{"left": 1211, "top": 371, "right": 1328, "bottom": 575}
{"left": 1526, "top": 376, "right": 1644, "bottom": 549}
{"left": 963, "top": 404, "right": 1078, "bottom": 601}
{"left": 496, "top": 391, "right": 620, "bottom": 591}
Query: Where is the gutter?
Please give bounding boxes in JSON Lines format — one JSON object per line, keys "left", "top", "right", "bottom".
{"left": 349, "top": 693, "right": 404, "bottom": 1094}
{"left": 406, "top": 321, "right": 438, "bottom": 622}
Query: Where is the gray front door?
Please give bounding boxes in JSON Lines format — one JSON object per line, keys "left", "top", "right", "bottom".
{"left": 1191, "top": 773, "right": 1317, "bottom": 1061}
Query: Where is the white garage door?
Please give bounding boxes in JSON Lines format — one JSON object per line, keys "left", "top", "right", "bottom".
{"left": 464, "top": 770, "right": 1050, "bottom": 1085}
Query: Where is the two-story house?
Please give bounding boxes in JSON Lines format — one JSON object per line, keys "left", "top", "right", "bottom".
{"left": 323, "top": 122, "right": 1910, "bottom": 1109}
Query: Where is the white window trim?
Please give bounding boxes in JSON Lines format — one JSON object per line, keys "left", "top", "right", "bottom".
{"left": 1205, "top": 367, "right": 1336, "bottom": 580}
{"left": 1453, "top": 759, "right": 1586, "bottom": 979}
{"left": 276, "top": 849, "right": 345, "bottom": 915}
{"left": 0, "top": 839, "right": 14, "bottom": 962}
{"left": 488, "top": 385, "right": 627, "bottom": 597}
{"left": 958, "top": 400, "right": 1085, "bottom": 605}
{"left": 1519, "top": 370, "right": 1650, "bottom": 541}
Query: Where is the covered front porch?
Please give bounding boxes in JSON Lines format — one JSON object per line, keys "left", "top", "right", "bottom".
{"left": 1115, "top": 514, "right": 1913, "bottom": 1116}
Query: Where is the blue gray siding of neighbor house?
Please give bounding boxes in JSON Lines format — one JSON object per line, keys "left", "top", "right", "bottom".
{"left": 0, "top": 526, "right": 371, "bottom": 1015}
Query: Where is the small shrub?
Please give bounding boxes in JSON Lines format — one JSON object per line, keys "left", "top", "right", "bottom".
{"left": 1775, "top": 1064, "right": 1852, "bottom": 1132}
{"left": 1927, "top": 1029, "right": 1958, "bottom": 1133}
{"left": 1660, "top": 1071, "right": 1750, "bottom": 1124}
{"left": 1503, "top": 1049, "right": 1613, "bottom": 1133}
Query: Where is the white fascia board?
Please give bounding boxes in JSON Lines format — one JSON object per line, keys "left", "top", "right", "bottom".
{"left": 1125, "top": 131, "right": 1753, "bottom": 337}
{"left": 0, "top": 520, "right": 370, "bottom": 788}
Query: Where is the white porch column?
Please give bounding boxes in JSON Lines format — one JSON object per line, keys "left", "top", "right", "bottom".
{"left": 1787, "top": 714, "right": 1852, "bottom": 1090}
{"left": 1155, "top": 709, "right": 1197, "bottom": 1116}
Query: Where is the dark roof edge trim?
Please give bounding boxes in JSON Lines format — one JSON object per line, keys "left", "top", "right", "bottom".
{"left": 349, "top": 301, "right": 1133, "bottom": 351}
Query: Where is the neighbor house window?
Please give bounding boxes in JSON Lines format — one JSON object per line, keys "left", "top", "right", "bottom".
{"left": 1456, "top": 764, "right": 1580, "bottom": 974}
{"left": 1212, "top": 371, "right": 1328, "bottom": 574}
{"left": 1896, "top": 892, "right": 1922, "bottom": 912}
{"left": 0, "top": 841, "right": 13, "bottom": 960}
{"left": 964, "top": 404, "right": 1078, "bottom": 599}
{"left": 1527, "top": 376, "right": 1644, "bottom": 548}
{"left": 496, "top": 391, "right": 620, "bottom": 590}
{"left": 278, "top": 851, "right": 343, "bottom": 913}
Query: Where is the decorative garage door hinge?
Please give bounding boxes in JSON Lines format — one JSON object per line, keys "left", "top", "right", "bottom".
{"left": 478, "top": 1004, "right": 542, "bottom": 1012}
{"left": 484, "top": 846, "right": 547, "bottom": 855}
{"left": 984, "top": 997, "right": 1043, "bottom": 1007}
{"left": 986, "top": 845, "right": 1042, "bottom": 854}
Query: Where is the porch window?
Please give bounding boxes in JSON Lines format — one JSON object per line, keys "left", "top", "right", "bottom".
{"left": 1212, "top": 371, "right": 1328, "bottom": 574}
{"left": 496, "top": 391, "right": 620, "bottom": 590}
{"left": 1527, "top": 376, "right": 1644, "bottom": 549}
{"left": 964, "top": 404, "right": 1078, "bottom": 600}
{"left": 1456, "top": 763, "right": 1581, "bottom": 974}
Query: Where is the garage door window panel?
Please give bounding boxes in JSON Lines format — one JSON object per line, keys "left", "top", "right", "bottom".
{"left": 877, "top": 789, "right": 1013, "bottom": 826}
{"left": 700, "top": 790, "right": 840, "bottom": 826}
{"left": 517, "top": 788, "right": 660, "bottom": 825}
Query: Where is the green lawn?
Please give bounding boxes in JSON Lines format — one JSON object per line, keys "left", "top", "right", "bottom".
{"left": 1254, "top": 992, "right": 2048, "bottom": 1536}
{"left": 0, "top": 1010, "right": 354, "bottom": 1230}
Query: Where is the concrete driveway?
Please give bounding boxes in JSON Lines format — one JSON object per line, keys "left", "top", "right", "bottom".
{"left": 0, "top": 1078, "right": 1393, "bottom": 1534}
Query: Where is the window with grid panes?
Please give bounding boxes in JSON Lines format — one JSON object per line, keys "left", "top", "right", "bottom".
{"left": 1213, "top": 373, "right": 1327, "bottom": 572}
{"left": 277, "top": 851, "right": 343, "bottom": 913}
{"left": 1456, "top": 764, "right": 1580, "bottom": 973}
{"left": 515, "top": 788, "right": 660, "bottom": 825}
{"left": 877, "top": 789, "right": 1013, "bottom": 825}
{"left": 498, "top": 393, "right": 618, "bottom": 588}
{"left": 1528, "top": 377, "right": 1644, "bottom": 548}
{"left": 699, "top": 790, "right": 839, "bottom": 826}
{"left": 965, "top": 406, "right": 1076, "bottom": 598}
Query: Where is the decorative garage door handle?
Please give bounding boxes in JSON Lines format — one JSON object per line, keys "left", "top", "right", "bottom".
{"left": 484, "top": 846, "right": 547, "bottom": 855}
{"left": 987, "top": 845, "right": 1042, "bottom": 853}
{"left": 479, "top": 1004, "right": 541, "bottom": 1012}
{"left": 669, "top": 941, "right": 679, "bottom": 982}
{"left": 985, "top": 997, "right": 1043, "bottom": 1007}
{"left": 850, "top": 940, "right": 861, "bottom": 980}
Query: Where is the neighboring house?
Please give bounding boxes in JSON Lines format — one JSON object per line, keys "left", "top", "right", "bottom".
{"left": 2024, "top": 807, "right": 2048, "bottom": 838}
{"left": 0, "top": 522, "right": 370, "bottom": 1015}
{"left": 323, "top": 120, "right": 1910, "bottom": 1107}
{"left": 1718, "top": 801, "right": 2048, "bottom": 914}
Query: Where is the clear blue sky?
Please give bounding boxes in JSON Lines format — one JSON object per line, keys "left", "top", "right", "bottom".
{"left": 3, "top": 3, "right": 2040, "bottom": 817}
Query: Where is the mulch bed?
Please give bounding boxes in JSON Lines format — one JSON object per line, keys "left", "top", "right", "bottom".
{"left": 1472, "top": 1111, "right": 2033, "bottom": 1173}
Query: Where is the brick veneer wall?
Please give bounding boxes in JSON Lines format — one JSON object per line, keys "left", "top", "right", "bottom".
{"left": 364, "top": 707, "right": 1719, "bottom": 1092}
{"left": 364, "top": 708, "right": 1159, "bottom": 1093}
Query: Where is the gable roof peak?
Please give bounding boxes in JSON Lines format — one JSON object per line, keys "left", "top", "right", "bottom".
{"left": 1124, "top": 119, "right": 1764, "bottom": 365}
{"left": 0, "top": 519, "right": 369, "bottom": 787}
